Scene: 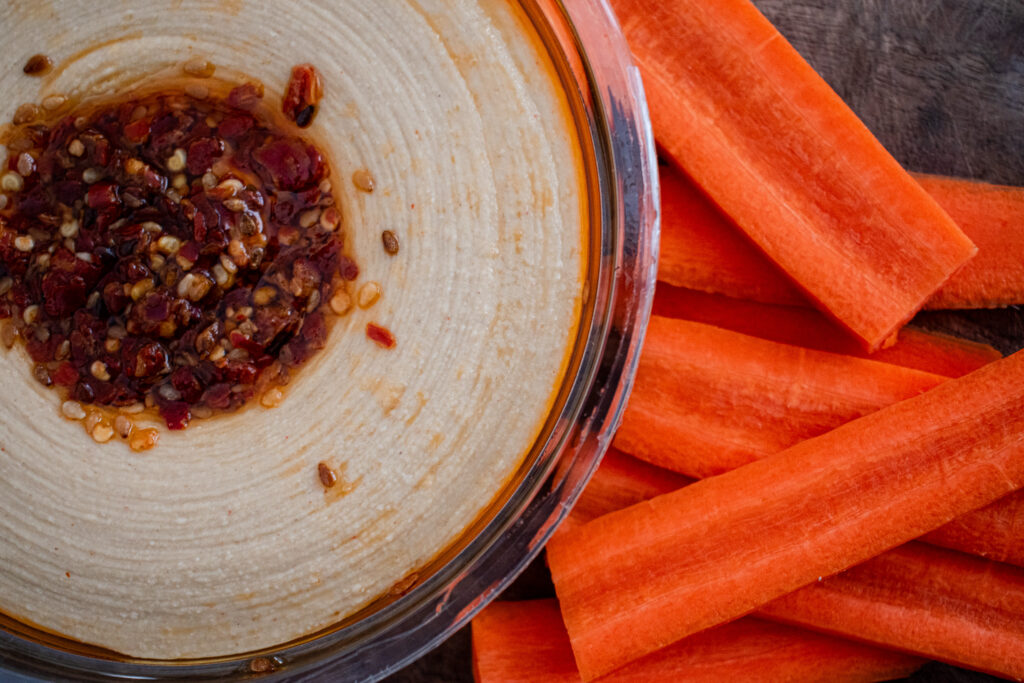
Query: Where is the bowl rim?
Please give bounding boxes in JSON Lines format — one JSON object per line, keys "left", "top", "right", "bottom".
{"left": 0, "top": 0, "right": 659, "bottom": 679}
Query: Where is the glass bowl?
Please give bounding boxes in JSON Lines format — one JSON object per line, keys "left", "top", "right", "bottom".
{"left": 0, "top": 0, "right": 659, "bottom": 680}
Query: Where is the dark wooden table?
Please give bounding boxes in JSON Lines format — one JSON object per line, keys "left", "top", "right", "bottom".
{"left": 387, "top": 1, "right": 1024, "bottom": 680}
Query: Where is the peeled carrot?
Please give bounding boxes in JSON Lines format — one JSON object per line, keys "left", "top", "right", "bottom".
{"left": 652, "top": 284, "right": 1001, "bottom": 377}
{"left": 551, "top": 456, "right": 1024, "bottom": 676}
{"left": 657, "top": 163, "right": 804, "bottom": 306}
{"left": 472, "top": 600, "right": 923, "bottom": 683}
{"left": 557, "top": 447, "right": 692, "bottom": 537}
{"left": 613, "top": 316, "right": 945, "bottom": 478}
{"left": 918, "top": 174, "right": 1024, "bottom": 309}
{"left": 473, "top": 600, "right": 579, "bottom": 683}
{"left": 660, "top": 161, "right": 1024, "bottom": 313}
{"left": 613, "top": 0, "right": 976, "bottom": 350}
{"left": 922, "top": 489, "right": 1024, "bottom": 567}
{"left": 548, "top": 349, "right": 1024, "bottom": 680}
{"left": 759, "top": 543, "right": 1024, "bottom": 679}
{"left": 569, "top": 449, "right": 1024, "bottom": 569}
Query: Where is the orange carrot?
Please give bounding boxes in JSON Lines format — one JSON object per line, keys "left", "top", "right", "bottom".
{"left": 919, "top": 174, "right": 1024, "bottom": 309}
{"left": 613, "top": 316, "right": 945, "bottom": 478}
{"left": 473, "top": 600, "right": 579, "bottom": 683}
{"left": 569, "top": 450, "right": 1024, "bottom": 568}
{"left": 759, "top": 543, "right": 1024, "bottom": 679}
{"left": 614, "top": 0, "right": 975, "bottom": 350}
{"left": 922, "top": 489, "right": 1024, "bottom": 567}
{"left": 547, "top": 349, "right": 1024, "bottom": 680}
{"left": 660, "top": 161, "right": 1024, "bottom": 312}
{"left": 657, "top": 163, "right": 804, "bottom": 306}
{"left": 652, "top": 284, "right": 1001, "bottom": 377}
{"left": 557, "top": 448, "right": 692, "bottom": 537}
{"left": 472, "top": 600, "right": 923, "bottom": 683}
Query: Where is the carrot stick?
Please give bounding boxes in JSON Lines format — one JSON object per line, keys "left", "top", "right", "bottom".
{"left": 570, "top": 450, "right": 1024, "bottom": 568}
{"left": 472, "top": 600, "right": 923, "bottom": 683}
{"left": 657, "top": 162, "right": 804, "bottom": 306}
{"left": 652, "top": 284, "right": 1001, "bottom": 377}
{"left": 614, "top": 0, "right": 975, "bottom": 350}
{"left": 918, "top": 174, "right": 1024, "bottom": 309}
{"left": 561, "top": 461, "right": 1024, "bottom": 676}
{"left": 758, "top": 543, "right": 1024, "bottom": 679}
{"left": 921, "top": 489, "right": 1024, "bottom": 567}
{"left": 547, "top": 349, "right": 1024, "bottom": 680}
{"left": 613, "top": 316, "right": 945, "bottom": 478}
{"left": 473, "top": 600, "right": 580, "bottom": 683}
{"left": 660, "top": 161, "right": 1024, "bottom": 313}
{"left": 556, "top": 448, "right": 692, "bottom": 537}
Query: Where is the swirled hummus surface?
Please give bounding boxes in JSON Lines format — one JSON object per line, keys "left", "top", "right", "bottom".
{"left": 0, "top": 0, "right": 584, "bottom": 659}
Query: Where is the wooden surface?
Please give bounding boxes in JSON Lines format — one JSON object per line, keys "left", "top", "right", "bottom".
{"left": 385, "top": 1, "right": 1024, "bottom": 681}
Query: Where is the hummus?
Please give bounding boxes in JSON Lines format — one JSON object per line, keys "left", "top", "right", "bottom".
{"left": 0, "top": 0, "right": 585, "bottom": 660}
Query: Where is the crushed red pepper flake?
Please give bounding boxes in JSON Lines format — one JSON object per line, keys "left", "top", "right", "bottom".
{"left": 282, "top": 64, "right": 323, "bottom": 128}
{"left": 366, "top": 323, "right": 395, "bottom": 349}
{"left": 0, "top": 71, "right": 356, "bottom": 431}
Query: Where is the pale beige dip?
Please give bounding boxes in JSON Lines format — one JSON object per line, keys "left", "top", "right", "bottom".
{"left": 0, "top": 0, "right": 584, "bottom": 659}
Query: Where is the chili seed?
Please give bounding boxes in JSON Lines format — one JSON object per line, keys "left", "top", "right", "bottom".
{"left": 12, "top": 103, "right": 39, "bottom": 125}
{"left": 166, "top": 148, "right": 187, "bottom": 172}
{"left": 306, "top": 289, "right": 321, "bottom": 312}
{"left": 23, "top": 54, "right": 53, "bottom": 76}
{"left": 14, "top": 235, "right": 34, "bottom": 252}
{"left": 81, "top": 167, "right": 103, "bottom": 184}
{"left": 219, "top": 253, "right": 239, "bottom": 274}
{"left": 329, "top": 290, "right": 352, "bottom": 315}
{"left": 156, "top": 235, "right": 182, "bottom": 254}
{"left": 76, "top": 252, "right": 93, "bottom": 263}
{"left": 1, "top": 172, "right": 24, "bottom": 192}
{"left": 260, "top": 387, "right": 284, "bottom": 408}
{"left": 67, "top": 139, "right": 85, "bottom": 157}
{"left": 130, "top": 278, "right": 155, "bottom": 301}
{"left": 60, "top": 219, "right": 80, "bottom": 238}
{"left": 61, "top": 401, "right": 87, "bottom": 420}
{"left": 0, "top": 322, "right": 16, "bottom": 348}
{"left": 114, "top": 415, "right": 133, "bottom": 438}
{"left": 209, "top": 178, "right": 243, "bottom": 199}
{"left": 223, "top": 197, "right": 246, "bottom": 212}
{"left": 357, "top": 282, "right": 382, "bottom": 309}
{"left": 177, "top": 272, "right": 213, "bottom": 301}
{"left": 129, "top": 427, "right": 160, "bottom": 452}
{"left": 183, "top": 57, "right": 216, "bottom": 78}
{"left": 317, "top": 462, "right": 337, "bottom": 488}
{"left": 319, "top": 207, "right": 341, "bottom": 231}
{"left": 123, "top": 403, "right": 145, "bottom": 414}
{"left": 56, "top": 340, "right": 70, "bottom": 360}
{"left": 42, "top": 94, "right": 68, "bottom": 111}
{"left": 352, "top": 169, "right": 375, "bottom": 192}
{"left": 249, "top": 658, "right": 275, "bottom": 674}
{"left": 253, "top": 286, "right": 277, "bottom": 306}
{"left": 201, "top": 172, "right": 218, "bottom": 189}
{"left": 227, "top": 239, "right": 248, "bottom": 266}
{"left": 90, "top": 360, "right": 111, "bottom": 381}
{"left": 16, "top": 153, "right": 35, "bottom": 177}
{"left": 298, "top": 207, "right": 321, "bottom": 228}
{"left": 0, "top": 195, "right": 7, "bottom": 210}
{"left": 208, "top": 345, "right": 226, "bottom": 362}
{"left": 172, "top": 173, "right": 188, "bottom": 190}
{"left": 382, "top": 230, "right": 399, "bottom": 254}
{"left": 0, "top": 277, "right": 12, "bottom": 295}
{"left": 124, "top": 158, "right": 144, "bottom": 174}
{"left": 184, "top": 83, "right": 209, "bottom": 100}
{"left": 211, "top": 264, "right": 229, "bottom": 287}
{"left": 91, "top": 423, "right": 115, "bottom": 444}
